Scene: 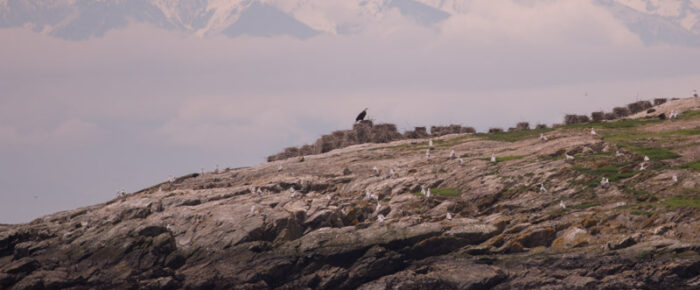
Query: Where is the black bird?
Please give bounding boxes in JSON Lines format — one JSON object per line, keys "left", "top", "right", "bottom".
{"left": 355, "top": 108, "right": 368, "bottom": 122}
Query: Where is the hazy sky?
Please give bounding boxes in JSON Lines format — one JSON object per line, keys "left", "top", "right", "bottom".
{"left": 2, "top": 0, "right": 700, "bottom": 223}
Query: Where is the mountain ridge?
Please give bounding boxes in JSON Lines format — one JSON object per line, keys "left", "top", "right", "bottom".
{"left": 2, "top": 0, "right": 700, "bottom": 44}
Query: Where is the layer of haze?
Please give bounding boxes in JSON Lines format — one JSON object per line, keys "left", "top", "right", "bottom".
{"left": 2, "top": 1, "right": 700, "bottom": 223}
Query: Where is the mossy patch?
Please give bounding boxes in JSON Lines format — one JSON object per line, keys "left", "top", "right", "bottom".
{"left": 633, "top": 147, "right": 680, "bottom": 161}
{"left": 663, "top": 195, "right": 700, "bottom": 209}
{"left": 570, "top": 202, "right": 598, "bottom": 210}
{"left": 678, "top": 160, "right": 700, "bottom": 171}
{"left": 565, "top": 118, "right": 659, "bottom": 130}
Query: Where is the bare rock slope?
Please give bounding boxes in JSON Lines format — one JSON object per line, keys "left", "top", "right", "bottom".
{"left": 1, "top": 98, "right": 699, "bottom": 289}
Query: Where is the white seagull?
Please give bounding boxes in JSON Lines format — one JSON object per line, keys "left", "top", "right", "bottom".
{"left": 565, "top": 153, "right": 575, "bottom": 161}
{"left": 458, "top": 157, "right": 464, "bottom": 165}
{"left": 290, "top": 187, "right": 297, "bottom": 198}
{"left": 376, "top": 204, "right": 382, "bottom": 212}
{"left": 389, "top": 169, "right": 396, "bottom": 178}
{"left": 559, "top": 200, "right": 566, "bottom": 209}
{"left": 615, "top": 150, "right": 624, "bottom": 157}
{"left": 168, "top": 175, "right": 175, "bottom": 183}
{"left": 539, "top": 183, "right": 547, "bottom": 193}
{"left": 429, "top": 138, "right": 434, "bottom": 148}
{"left": 278, "top": 165, "right": 283, "bottom": 172}
{"left": 257, "top": 188, "right": 264, "bottom": 196}
{"left": 446, "top": 213, "right": 453, "bottom": 220}
{"left": 449, "top": 150, "right": 456, "bottom": 159}
{"left": 540, "top": 134, "right": 548, "bottom": 142}
{"left": 491, "top": 153, "right": 497, "bottom": 163}
{"left": 377, "top": 214, "right": 386, "bottom": 223}
{"left": 421, "top": 185, "right": 426, "bottom": 196}
{"left": 639, "top": 163, "right": 647, "bottom": 171}
{"left": 426, "top": 188, "right": 432, "bottom": 198}
{"left": 250, "top": 205, "right": 257, "bottom": 215}
{"left": 601, "top": 177, "right": 609, "bottom": 187}
{"left": 672, "top": 175, "right": 678, "bottom": 183}
{"left": 643, "top": 155, "right": 650, "bottom": 162}
{"left": 426, "top": 149, "right": 431, "bottom": 159}
{"left": 373, "top": 166, "right": 379, "bottom": 175}
{"left": 591, "top": 128, "right": 597, "bottom": 136}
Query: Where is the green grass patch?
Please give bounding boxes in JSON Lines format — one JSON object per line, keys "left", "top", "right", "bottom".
{"left": 629, "top": 208, "right": 654, "bottom": 216}
{"left": 678, "top": 160, "right": 700, "bottom": 172}
{"left": 565, "top": 118, "right": 659, "bottom": 130}
{"left": 679, "top": 110, "right": 700, "bottom": 120}
{"left": 634, "top": 147, "right": 680, "bottom": 161}
{"left": 663, "top": 195, "right": 700, "bottom": 209}
{"left": 572, "top": 163, "right": 636, "bottom": 182}
{"left": 571, "top": 202, "right": 598, "bottom": 209}
{"left": 478, "top": 129, "right": 553, "bottom": 142}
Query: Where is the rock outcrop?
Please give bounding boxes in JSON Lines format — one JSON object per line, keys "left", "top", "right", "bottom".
{"left": 1, "top": 98, "right": 699, "bottom": 289}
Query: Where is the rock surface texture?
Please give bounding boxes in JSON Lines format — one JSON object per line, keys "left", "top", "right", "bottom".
{"left": 1, "top": 98, "right": 699, "bottom": 289}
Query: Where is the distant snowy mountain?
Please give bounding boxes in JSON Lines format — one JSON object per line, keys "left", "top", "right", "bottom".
{"left": 596, "top": 0, "right": 700, "bottom": 46}
{"left": 1, "top": 0, "right": 700, "bottom": 45}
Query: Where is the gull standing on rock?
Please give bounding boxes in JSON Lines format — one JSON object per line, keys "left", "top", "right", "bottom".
{"left": 644, "top": 156, "right": 650, "bottom": 162}
{"left": 426, "top": 188, "right": 432, "bottom": 198}
{"left": 278, "top": 165, "right": 283, "bottom": 172}
{"left": 250, "top": 205, "right": 257, "bottom": 215}
{"left": 540, "top": 134, "right": 548, "bottom": 142}
{"left": 601, "top": 177, "right": 609, "bottom": 187}
{"left": 446, "top": 213, "right": 453, "bottom": 220}
{"left": 290, "top": 187, "right": 297, "bottom": 198}
{"left": 591, "top": 128, "right": 597, "bottom": 136}
{"left": 491, "top": 153, "right": 496, "bottom": 163}
{"left": 168, "top": 175, "right": 175, "bottom": 183}
{"left": 257, "top": 188, "right": 263, "bottom": 196}
{"left": 672, "top": 175, "right": 678, "bottom": 183}
{"left": 458, "top": 157, "right": 464, "bottom": 165}
{"left": 421, "top": 185, "right": 426, "bottom": 196}
{"left": 449, "top": 150, "right": 456, "bottom": 159}
{"left": 375, "top": 203, "right": 382, "bottom": 212}
{"left": 539, "top": 183, "right": 547, "bottom": 193}
{"left": 377, "top": 214, "right": 386, "bottom": 223}
{"left": 426, "top": 149, "right": 431, "bottom": 159}
{"left": 565, "top": 153, "right": 575, "bottom": 161}
{"left": 616, "top": 150, "right": 624, "bottom": 157}
{"left": 389, "top": 169, "right": 395, "bottom": 178}
{"left": 429, "top": 138, "right": 434, "bottom": 148}
{"left": 373, "top": 166, "right": 379, "bottom": 176}
{"left": 639, "top": 163, "right": 647, "bottom": 171}
{"left": 559, "top": 201, "right": 566, "bottom": 209}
